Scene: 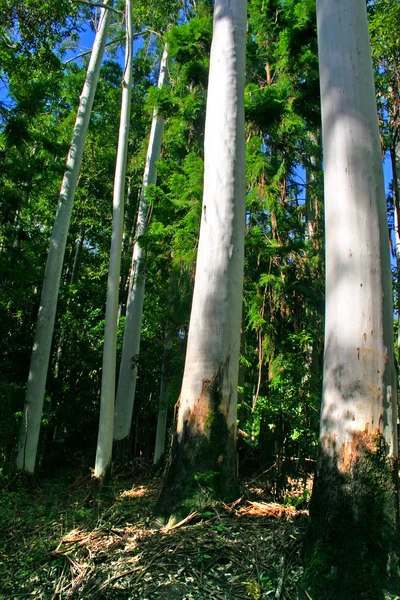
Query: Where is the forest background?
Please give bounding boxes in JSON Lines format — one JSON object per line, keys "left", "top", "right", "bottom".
{"left": 0, "top": 0, "right": 398, "bottom": 477}
{"left": 1, "top": 0, "right": 400, "bottom": 596}
{"left": 0, "top": 0, "right": 398, "bottom": 476}
{"left": 1, "top": 0, "right": 398, "bottom": 475}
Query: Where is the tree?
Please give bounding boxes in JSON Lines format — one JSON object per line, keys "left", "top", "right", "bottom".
{"left": 94, "top": 0, "right": 133, "bottom": 479}
{"left": 306, "top": 1, "right": 398, "bottom": 597}
{"left": 113, "top": 43, "right": 169, "bottom": 446}
{"left": 156, "top": 0, "right": 247, "bottom": 519}
{"left": 16, "top": 0, "right": 115, "bottom": 474}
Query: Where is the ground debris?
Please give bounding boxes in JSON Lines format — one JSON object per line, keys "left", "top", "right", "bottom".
{"left": 1, "top": 474, "right": 308, "bottom": 600}
{"left": 236, "top": 501, "right": 308, "bottom": 520}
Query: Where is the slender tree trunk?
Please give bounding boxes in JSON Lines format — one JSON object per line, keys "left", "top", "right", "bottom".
{"left": 153, "top": 270, "right": 179, "bottom": 466}
{"left": 306, "top": 1, "right": 398, "bottom": 597}
{"left": 153, "top": 333, "right": 173, "bottom": 466}
{"left": 157, "top": 0, "right": 247, "bottom": 519}
{"left": 16, "top": 2, "right": 114, "bottom": 473}
{"left": 305, "top": 131, "right": 322, "bottom": 396}
{"left": 10, "top": 188, "right": 29, "bottom": 253}
{"left": 113, "top": 44, "right": 169, "bottom": 442}
{"left": 94, "top": 0, "right": 133, "bottom": 479}
{"left": 54, "top": 226, "right": 85, "bottom": 380}
{"left": 70, "top": 225, "right": 85, "bottom": 285}
{"left": 305, "top": 130, "right": 321, "bottom": 244}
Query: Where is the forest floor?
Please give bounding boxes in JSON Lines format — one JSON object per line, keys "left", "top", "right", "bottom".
{"left": 1, "top": 462, "right": 311, "bottom": 600}
{"left": 0, "top": 462, "right": 397, "bottom": 600}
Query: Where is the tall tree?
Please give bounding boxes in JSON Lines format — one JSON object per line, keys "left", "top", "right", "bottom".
{"left": 16, "top": 1, "right": 115, "bottom": 473}
{"left": 94, "top": 0, "right": 133, "bottom": 479}
{"left": 157, "top": 0, "right": 247, "bottom": 519}
{"left": 306, "top": 1, "right": 398, "bottom": 597}
{"left": 113, "top": 43, "right": 169, "bottom": 445}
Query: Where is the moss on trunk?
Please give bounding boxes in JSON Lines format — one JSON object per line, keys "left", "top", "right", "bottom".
{"left": 155, "top": 363, "right": 238, "bottom": 522}
{"left": 304, "top": 431, "right": 399, "bottom": 599}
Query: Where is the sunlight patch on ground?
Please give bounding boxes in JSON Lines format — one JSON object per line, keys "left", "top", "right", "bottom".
{"left": 120, "top": 485, "right": 148, "bottom": 499}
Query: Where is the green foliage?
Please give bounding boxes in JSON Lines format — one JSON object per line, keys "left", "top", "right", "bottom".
{"left": 368, "top": 0, "right": 400, "bottom": 153}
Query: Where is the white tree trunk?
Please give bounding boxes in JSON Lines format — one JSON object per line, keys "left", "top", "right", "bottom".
{"left": 306, "top": 4, "right": 399, "bottom": 592}
{"left": 317, "top": 0, "right": 397, "bottom": 458}
{"left": 157, "top": 0, "right": 247, "bottom": 516}
{"left": 113, "top": 45, "right": 169, "bottom": 441}
{"left": 177, "top": 0, "right": 247, "bottom": 442}
{"left": 153, "top": 334, "right": 172, "bottom": 466}
{"left": 94, "top": 0, "right": 133, "bottom": 478}
{"left": 16, "top": 1, "right": 114, "bottom": 473}
{"left": 305, "top": 130, "right": 321, "bottom": 243}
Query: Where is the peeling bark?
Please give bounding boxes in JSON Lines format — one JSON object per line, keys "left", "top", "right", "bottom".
{"left": 157, "top": 363, "right": 239, "bottom": 518}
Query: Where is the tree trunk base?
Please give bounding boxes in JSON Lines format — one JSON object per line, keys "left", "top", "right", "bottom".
{"left": 155, "top": 376, "right": 239, "bottom": 522}
{"left": 112, "top": 437, "right": 133, "bottom": 466}
{"left": 304, "top": 431, "right": 399, "bottom": 599}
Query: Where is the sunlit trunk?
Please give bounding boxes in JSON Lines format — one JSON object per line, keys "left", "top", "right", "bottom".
{"left": 113, "top": 44, "right": 169, "bottom": 442}
{"left": 307, "top": 1, "right": 398, "bottom": 596}
{"left": 157, "top": 0, "right": 247, "bottom": 518}
{"left": 93, "top": 0, "right": 133, "bottom": 479}
{"left": 16, "top": 1, "right": 114, "bottom": 473}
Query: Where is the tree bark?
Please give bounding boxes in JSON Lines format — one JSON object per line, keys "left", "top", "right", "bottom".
{"left": 153, "top": 332, "right": 173, "bottom": 467}
{"left": 94, "top": 0, "right": 133, "bottom": 479}
{"left": 305, "top": 130, "right": 321, "bottom": 244}
{"left": 113, "top": 44, "right": 169, "bottom": 442}
{"left": 16, "top": 1, "right": 114, "bottom": 474}
{"left": 157, "top": 0, "right": 247, "bottom": 519}
{"left": 306, "top": 1, "right": 399, "bottom": 597}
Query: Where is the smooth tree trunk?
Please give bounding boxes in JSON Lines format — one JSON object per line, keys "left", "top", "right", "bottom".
{"left": 113, "top": 45, "right": 169, "bottom": 442}
{"left": 304, "top": 131, "right": 322, "bottom": 395}
{"left": 306, "top": 1, "right": 399, "bottom": 597}
{"left": 16, "top": 2, "right": 114, "bottom": 473}
{"left": 157, "top": 0, "right": 247, "bottom": 519}
{"left": 70, "top": 225, "right": 85, "bottom": 285}
{"left": 94, "top": 0, "right": 133, "bottom": 479}
{"left": 153, "top": 333, "right": 173, "bottom": 466}
{"left": 305, "top": 130, "right": 322, "bottom": 244}
{"left": 153, "top": 271, "right": 178, "bottom": 466}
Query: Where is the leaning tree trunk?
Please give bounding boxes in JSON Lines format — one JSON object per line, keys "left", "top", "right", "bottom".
{"left": 156, "top": 0, "right": 247, "bottom": 520}
{"left": 113, "top": 44, "right": 169, "bottom": 443}
{"left": 306, "top": 1, "right": 399, "bottom": 598}
{"left": 94, "top": 0, "right": 133, "bottom": 479}
{"left": 16, "top": 1, "right": 114, "bottom": 474}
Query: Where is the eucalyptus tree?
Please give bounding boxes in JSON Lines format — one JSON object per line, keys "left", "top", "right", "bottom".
{"left": 16, "top": 0, "right": 115, "bottom": 473}
{"left": 157, "top": 0, "right": 247, "bottom": 518}
{"left": 94, "top": 0, "right": 133, "bottom": 479}
{"left": 306, "top": 1, "right": 398, "bottom": 597}
{"left": 113, "top": 44, "right": 169, "bottom": 445}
